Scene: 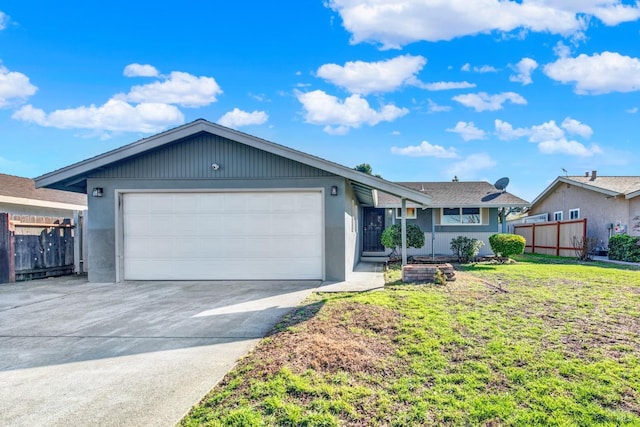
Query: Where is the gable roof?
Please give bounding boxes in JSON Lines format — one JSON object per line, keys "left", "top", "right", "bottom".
{"left": 0, "top": 173, "right": 87, "bottom": 210}
{"left": 378, "top": 181, "right": 530, "bottom": 208}
{"left": 532, "top": 175, "right": 640, "bottom": 206}
{"left": 35, "top": 119, "right": 432, "bottom": 206}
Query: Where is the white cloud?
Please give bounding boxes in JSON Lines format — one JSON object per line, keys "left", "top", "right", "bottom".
{"left": 452, "top": 91, "right": 527, "bottom": 112}
{"left": 544, "top": 51, "right": 640, "bottom": 94}
{"left": 461, "top": 63, "right": 498, "bottom": 73}
{"left": 446, "top": 153, "right": 497, "bottom": 179}
{"left": 493, "top": 118, "right": 600, "bottom": 157}
{"left": 494, "top": 119, "right": 529, "bottom": 140}
{"left": 0, "top": 65, "right": 38, "bottom": 108}
{"left": 119, "top": 71, "right": 222, "bottom": 107}
{"left": 217, "top": 108, "right": 268, "bottom": 128}
{"left": 554, "top": 41, "right": 572, "bottom": 58}
{"left": 391, "top": 141, "right": 458, "bottom": 158}
{"left": 0, "top": 11, "right": 8, "bottom": 30}
{"left": 529, "top": 120, "right": 565, "bottom": 142}
{"left": 12, "top": 99, "right": 184, "bottom": 133}
{"left": 326, "top": 0, "right": 640, "bottom": 48}
{"left": 561, "top": 117, "right": 593, "bottom": 138}
{"left": 626, "top": 107, "right": 638, "bottom": 114}
{"left": 446, "top": 121, "right": 486, "bottom": 141}
{"left": 510, "top": 58, "right": 538, "bottom": 85}
{"left": 123, "top": 63, "right": 159, "bottom": 77}
{"left": 422, "top": 81, "right": 476, "bottom": 91}
{"left": 316, "top": 55, "right": 426, "bottom": 95}
{"left": 538, "top": 139, "right": 602, "bottom": 157}
{"left": 427, "top": 99, "right": 451, "bottom": 113}
{"left": 296, "top": 90, "right": 408, "bottom": 134}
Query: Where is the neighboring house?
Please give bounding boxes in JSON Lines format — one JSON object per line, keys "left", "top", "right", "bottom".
{"left": 526, "top": 171, "right": 640, "bottom": 249}
{"left": 35, "top": 119, "right": 433, "bottom": 283}
{"left": 0, "top": 173, "right": 88, "bottom": 280}
{"left": 366, "top": 182, "right": 530, "bottom": 257}
{"left": 0, "top": 173, "right": 87, "bottom": 217}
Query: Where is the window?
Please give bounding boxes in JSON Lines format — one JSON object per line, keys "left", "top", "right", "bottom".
{"left": 554, "top": 211, "right": 563, "bottom": 221}
{"left": 569, "top": 209, "right": 580, "bottom": 220}
{"left": 442, "top": 207, "right": 481, "bottom": 225}
{"left": 395, "top": 207, "right": 417, "bottom": 219}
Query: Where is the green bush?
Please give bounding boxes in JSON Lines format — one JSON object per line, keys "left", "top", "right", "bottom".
{"left": 450, "top": 236, "right": 484, "bottom": 263}
{"left": 608, "top": 234, "right": 640, "bottom": 262}
{"left": 381, "top": 223, "right": 425, "bottom": 252}
{"left": 489, "top": 233, "right": 526, "bottom": 259}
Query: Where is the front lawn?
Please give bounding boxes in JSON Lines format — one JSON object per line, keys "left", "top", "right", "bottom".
{"left": 182, "top": 254, "right": 640, "bottom": 426}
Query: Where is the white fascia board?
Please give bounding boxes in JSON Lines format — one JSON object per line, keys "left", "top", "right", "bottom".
{"left": 626, "top": 190, "right": 640, "bottom": 199}
{"left": 0, "top": 195, "right": 87, "bottom": 211}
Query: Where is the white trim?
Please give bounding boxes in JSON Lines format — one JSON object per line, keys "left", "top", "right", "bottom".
{"left": 569, "top": 208, "right": 580, "bottom": 220}
{"left": 0, "top": 195, "right": 86, "bottom": 211}
{"left": 440, "top": 207, "right": 483, "bottom": 225}
{"left": 115, "top": 188, "right": 326, "bottom": 282}
{"left": 554, "top": 211, "right": 563, "bottom": 221}
{"left": 395, "top": 207, "right": 417, "bottom": 219}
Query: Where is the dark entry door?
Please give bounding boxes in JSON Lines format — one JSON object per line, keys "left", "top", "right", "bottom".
{"left": 363, "top": 208, "right": 386, "bottom": 252}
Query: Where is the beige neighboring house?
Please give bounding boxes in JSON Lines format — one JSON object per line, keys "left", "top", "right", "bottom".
{"left": 527, "top": 171, "right": 640, "bottom": 249}
{"left": 0, "top": 173, "right": 87, "bottom": 217}
{"left": 0, "top": 173, "right": 88, "bottom": 275}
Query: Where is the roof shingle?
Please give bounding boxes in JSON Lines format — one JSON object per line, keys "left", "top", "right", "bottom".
{"left": 0, "top": 173, "right": 87, "bottom": 206}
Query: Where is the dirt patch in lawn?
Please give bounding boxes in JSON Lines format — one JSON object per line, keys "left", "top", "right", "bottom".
{"left": 256, "top": 301, "right": 401, "bottom": 376}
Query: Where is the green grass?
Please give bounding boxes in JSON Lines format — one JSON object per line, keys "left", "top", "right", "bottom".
{"left": 181, "top": 254, "right": 640, "bottom": 426}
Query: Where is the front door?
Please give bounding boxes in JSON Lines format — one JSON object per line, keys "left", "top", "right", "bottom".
{"left": 363, "top": 208, "right": 386, "bottom": 252}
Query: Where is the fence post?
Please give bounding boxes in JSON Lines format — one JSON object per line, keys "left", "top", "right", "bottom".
{"left": 0, "top": 213, "right": 16, "bottom": 283}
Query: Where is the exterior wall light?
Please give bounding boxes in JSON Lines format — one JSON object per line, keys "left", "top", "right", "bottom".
{"left": 330, "top": 185, "right": 338, "bottom": 196}
{"left": 92, "top": 188, "right": 104, "bottom": 197}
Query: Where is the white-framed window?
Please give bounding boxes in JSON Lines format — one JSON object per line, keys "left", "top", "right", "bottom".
{"left": 554, "top": 211, "right": 563, "bottom": 221}
{"left": 569, "top": 208, "right": 580, "bottom": 220}
{"left": 395, "top": 207, "right": 417, "bottom": 219}
{"left": 441, "top": 207, "right": 481, "bottom": 225}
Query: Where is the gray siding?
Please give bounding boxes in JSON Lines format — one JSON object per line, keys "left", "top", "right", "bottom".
{"left": 90, "top": 133, "right": 333, "bottom": 180}
{"left": 86, "top": 176, "right": 350, "bottom": 283}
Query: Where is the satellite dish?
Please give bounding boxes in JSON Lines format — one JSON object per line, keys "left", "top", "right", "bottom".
{"left": 494, "top": 177, "right": 510, "bottom": 192}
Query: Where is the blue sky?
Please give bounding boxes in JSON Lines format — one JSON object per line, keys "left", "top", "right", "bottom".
{"left": 1, "top": 1, "right": 639, "bottom": 201}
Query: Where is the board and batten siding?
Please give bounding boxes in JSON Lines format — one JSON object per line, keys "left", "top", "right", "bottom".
{"left": 89, "top": 133, "right": 334, "bottom": 180}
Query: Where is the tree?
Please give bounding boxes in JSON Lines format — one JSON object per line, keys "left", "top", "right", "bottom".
{"left": 354, "top": 163, "right": 382, "bottom": 178}
{"left": 381, "top": 223, "right": 425, "bottom": 255}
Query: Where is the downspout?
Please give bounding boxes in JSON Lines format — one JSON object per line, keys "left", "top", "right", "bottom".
{"left": 500, "top": 208, "right": 507, "bottom": 233}
{"left": 401, "top": 198, "right": 407, "bottom": 266}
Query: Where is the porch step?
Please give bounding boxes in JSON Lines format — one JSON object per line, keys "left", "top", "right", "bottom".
{"left": 361, "top": 256, "right": 389, "bottom": 262}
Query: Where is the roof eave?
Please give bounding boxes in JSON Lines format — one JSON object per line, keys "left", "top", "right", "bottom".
{"left": 34, "top": 120, "right": 433, "bottom": 205}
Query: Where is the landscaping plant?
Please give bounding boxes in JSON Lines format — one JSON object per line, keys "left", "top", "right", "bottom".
{"left": 450, "top": 235, "right": 484, "bottom": 263}
{"left": 380, "top": 223, "right": 425, "bottom": 255}
{"left": 608, "top": 233, "right": 640, "bottom": 262}
{"left": 489, "top": 233, "right": 526, "bottom": 260}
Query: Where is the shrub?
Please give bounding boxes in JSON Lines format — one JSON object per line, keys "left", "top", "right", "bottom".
{"left": 489, "top": 233, "right": 526, "bottom": 259}
{"left": 608, "top": 234, "right": 640, "bottom": 262}
{"left": 450, "top": 236, "right": 484, "bottom": 263}
{"left": 381, "top": 223, "right": 425, "bottom": 254}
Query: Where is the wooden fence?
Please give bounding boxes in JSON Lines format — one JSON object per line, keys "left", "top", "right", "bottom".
{"left": 513, "top": 218, "right": 587, "bottom": 257}
{"left": 0, "top": 213, "right": 76, "bottom": 283}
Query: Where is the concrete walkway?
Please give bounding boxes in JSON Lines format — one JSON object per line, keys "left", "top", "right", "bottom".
{"left": 317, "top": 262, "right": 385, "bottom": 292}
{"left": 592, "top": 255, "right": 640, "bottom": 267}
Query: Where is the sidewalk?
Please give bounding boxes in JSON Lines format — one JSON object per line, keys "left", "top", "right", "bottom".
{"left": 592, "top": 255, "right": 640, "bottom": 267}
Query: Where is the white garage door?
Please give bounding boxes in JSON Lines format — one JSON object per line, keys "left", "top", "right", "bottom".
{"left": 122, "top": 191, "right": 323, "bottom": 280}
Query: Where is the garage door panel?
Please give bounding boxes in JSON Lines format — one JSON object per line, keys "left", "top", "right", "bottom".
{"left": 123, "top": 191, "right": 323, "bottom": 280}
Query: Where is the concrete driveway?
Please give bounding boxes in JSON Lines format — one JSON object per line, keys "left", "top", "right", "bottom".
{"left": 0, "top": 275, "right": 320, "bottom": 426}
